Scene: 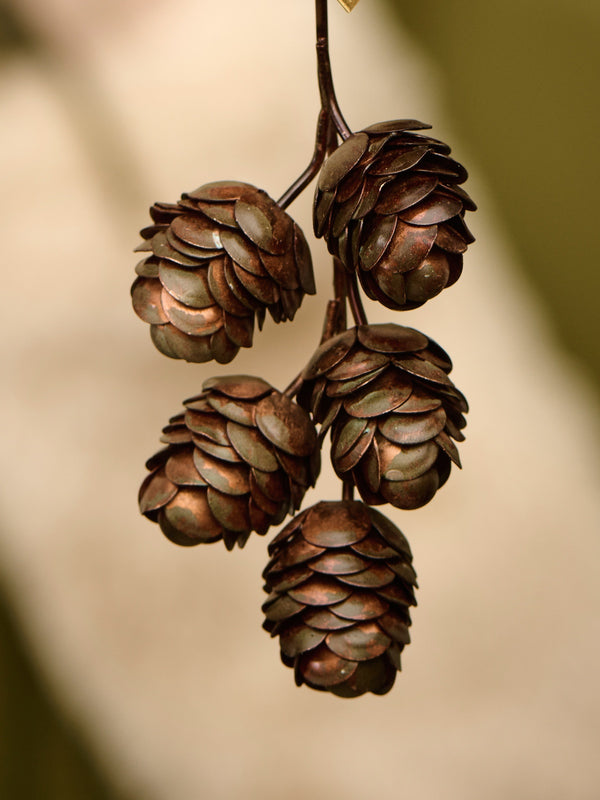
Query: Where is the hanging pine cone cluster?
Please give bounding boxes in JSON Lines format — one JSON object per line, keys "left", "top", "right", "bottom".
{"left": 313, "top": 120, "right": 476, "bottom": 310}
{"left": 132, "top": 0, "right": 476, "bottom": 697}
{"left": 132, "top": 181, "right": 315, "bottom": 363}
{"left": 263, "top": 501, "right": 417, "bottom": 697}
{"left": 298, "top": 322, "right": 466, "bottom": 509}
{"left": 139, "top": 376, "right": 320, "bottom": 550}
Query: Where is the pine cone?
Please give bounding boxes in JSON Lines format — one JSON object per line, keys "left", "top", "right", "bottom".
{"left": 263, "top": 500, "right": 417, "bottom": 697}
{"left": 138, "top": 376, "right": 320, "bottom": 550}
{"left": 313, "top": 120, "right": 476, "bottom": 310}
{"left": 298, "top": 323, "right": 467, "bottom": 509}
{"left": 132, "top": 181, "right": 315, "bottom": 363}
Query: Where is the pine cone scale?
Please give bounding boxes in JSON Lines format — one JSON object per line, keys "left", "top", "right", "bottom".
{"left": 375, "top": 174, "right": 437, "bottom": 215}
{"left": 255, "top": 394, "right": 318, "bottom": 458}
{"left": 297, "top": 646, "right": 358, "bottom": 688}
{"left": 151, "top": 230, "right": 202, "bottom": 265}
{"left": 318, "top": 132, "right": 370, "bottom": 192}
{"left": 131, "top": 277, "right": 167, "bottom": 325}
{"left": 310, "top": 551, "right": 367, "bottom": 575}
{"left": 160, "top": 290, "right": 222, "bottom": 337}
{"left": 159, "top": 262, "right": 214, "bottom": 308}
{"left": 331, "top": 591, "right": 389, "bottom": 621}
{"left": 302, "top": 608, "right": 354, "bottom": 630}
{"left": 378, "top": 406, "right": 446, "bottom": 445}
{"left": 287, "top": 578, "right": 352, "bottom": 607}
{"left": 138, "top": 470, "right": 177, "bottom": 516}
{"left": 336, "top": 562, "right": 395, "bottom": 589}
{"left": 326, "top": 623, "right": 391, "bottom": 661}
{"left": 165, "top": 450, "right": 207, "bottom": 485}
{"left": 192, "top": 435, "right": 242, "bottom": 463}
{"left": 227, "top": 421, "right": 279, "bottom": 471}
{"left": 281, "top": 625, "right": 328, "bottom": 658}
{"left": 303, "top": 329, "right": 357, "bottom": 380}
{"left": 162, "top": 488, "right": 221, "bottom": 541}
{"left": 334, "top": 425, "right": 375, "bottom": 474}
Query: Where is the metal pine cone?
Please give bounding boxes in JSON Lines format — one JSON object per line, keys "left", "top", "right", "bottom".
{"left": 263, "top": 500, "right": 417, "bottom": 697}
{"left": 313, "top": 120, "right": 476, "bottom": 310}
{"left": 132, "top": 181, "right": 315, "bottom": 363}
{"left": 138, "top": 376, "right": 320, "bottom": 550}
{"left": 298, "top": 323, "right": 467, "bottom": 510}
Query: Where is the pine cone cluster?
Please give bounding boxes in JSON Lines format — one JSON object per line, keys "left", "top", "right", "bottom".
{"left": 263, "top": 500, "right": 417, "bottom": 697}
{"left": 132, "top": 4, "right": 477, "bottom": 698}
{"left": 132, "top": 181, "right": 315, "bottom": 363}
{"left": 139, "top": 376, "right": 320, "bottom": 550}
{"left": 298, "top": 322, "right": 467, "bottom": 509}
{"left": 314, "top": 120, "right": 476, "bottom": 310}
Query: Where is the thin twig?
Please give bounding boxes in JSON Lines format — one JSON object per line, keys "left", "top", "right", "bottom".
{"left": 345, "top": 269, "right": 368, "bottom": 326}
{"left": 277, "top": 108, "right": 331, "bottom": 208}
{"left": 283, "top": 371, "right": 304, "bottom": 399}
{"left": 315, "top": 0, "right": 352, "bottom": 139}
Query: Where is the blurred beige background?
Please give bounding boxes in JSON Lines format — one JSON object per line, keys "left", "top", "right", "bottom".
{"left": 1, "top": 0, "right": 599, "bottom": 798}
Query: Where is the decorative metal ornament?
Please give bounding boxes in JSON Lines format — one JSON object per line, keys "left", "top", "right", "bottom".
{"left": 314, "top": 121, "right": 476, "bottom": 310}
{"left": 132, "top": 183, "right": 314, "bottom": 363}
{"left": 298, "top": 323, "right": 466, "bottom": 509}
{"left": 139, "top": 376, "right": 320, "bottom": 550}
{"left": 132, "top": 0, "right": 476, "bottom": 696}
{"left": 263, "top": 500, "right": 417, "bottom": 697}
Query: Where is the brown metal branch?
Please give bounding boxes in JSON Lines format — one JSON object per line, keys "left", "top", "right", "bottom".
{"left": 316, "top": 0, "right": 352, "bottom": 139}
{"left": 277, "top": 108, "right": 332, "bottom": 209}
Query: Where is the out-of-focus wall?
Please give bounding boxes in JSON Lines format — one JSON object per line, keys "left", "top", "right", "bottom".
{"left": 388, "top": 0, "right": 600, "bottom": 390}
{"left": 0, "top": 1, "right": 599, "bottom": 799}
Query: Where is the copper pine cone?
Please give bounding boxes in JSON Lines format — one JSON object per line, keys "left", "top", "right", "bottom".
{"left": 263, "top": 500, "right": 417, "bottom": 697}
{"left": 313, "top": 120, "right": 476, "bottom": 310}
{"left": 131, "top": 181, "right": 316, "bottom": 363}
{"left": 298, "top": 323, "right": 467, "bottom": 510}
{"left": 138, "top": 376, "right": 320, "bottom": 550}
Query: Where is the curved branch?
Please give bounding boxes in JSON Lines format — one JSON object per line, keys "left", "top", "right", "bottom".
{"left": 277, "top": 108, "right": 332, "bottom": 209}
{"left": 315, "top": 0, "right": 352, "bottom": 139}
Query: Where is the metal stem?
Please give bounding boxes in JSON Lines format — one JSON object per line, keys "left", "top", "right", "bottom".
{"left": 333, "top": 258, "right": 348, "bottom": 331}
{"left": 277, "top": 0, "right": 350, "bottom": 207}
{"left": 342, "top": 480, "right": 355, "bottom": 501}
{"left": 283, "top": 371, "right": 304, "bottom": 398}
{"left": 345, "top": 269, "right": 368, "bottom": 326}
{"left": 316, "top": 0, "right": 352, "bottom": 139}
{"left": 277, "top": 108, "right": 331, "bottom": 208}
{"left": 318, "top": 299, "right": 341, "bottom": 344}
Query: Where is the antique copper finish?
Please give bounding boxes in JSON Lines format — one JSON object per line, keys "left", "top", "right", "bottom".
{"left": 133, "top": 0, "right": 476, "bottom": 697}
{"left": 262, "top": 501, "right": 417, "bottom": 697}
{"left": 313, "top": 120, "right": 476, "bottom": 311}
{"left": 132, "top": 182, "right": 315, "bottom": 363}
{"left": 298, "top": 323, "right": 467, "bottom": 510}
{"left": 139, "top": 376, "right": 320, "bottom": 550}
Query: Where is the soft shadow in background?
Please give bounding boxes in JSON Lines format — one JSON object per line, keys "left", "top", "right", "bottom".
{"left": 388, "top": 0, "right": 600, "bottom": 390}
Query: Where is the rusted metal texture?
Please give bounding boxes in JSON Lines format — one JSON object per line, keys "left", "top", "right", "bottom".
{"left": 139, "top": 376, "right": 320, "bottom": 550}
{"left": 298, "top": 323, "right": 467, "bottom": 510}
{"left": 262, "top": 500, "right": 417, "bottom": 697}
{"left": 132, "top": 182, "right": 315, "bottom": 362}
{"left": 313, "top": 120, "right": 476, "bottom": 310}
